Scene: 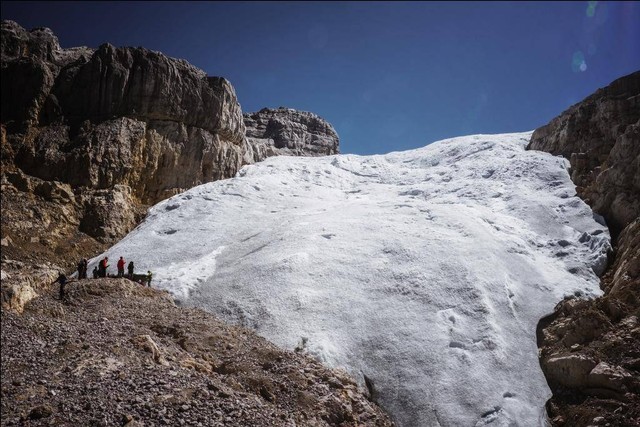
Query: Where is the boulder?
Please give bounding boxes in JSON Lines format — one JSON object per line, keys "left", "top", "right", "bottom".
{"left": 79, "top": 185, "right": 138, "bottom": 242}
{"left": 587, "top": 362, "right": 633, "bottom": 393}
{"left": 0, "top": 263, "right": 59, "bottom": 313}
{"left": 543, "top": 353, "right": 598, "bottom": 389}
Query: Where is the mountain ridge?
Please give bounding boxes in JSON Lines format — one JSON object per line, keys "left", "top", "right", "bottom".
{"left": 1, "top": 20, "right": 338, "bottom": 273}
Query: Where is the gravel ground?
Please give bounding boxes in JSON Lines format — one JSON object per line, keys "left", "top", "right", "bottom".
{"left": 1, "top": 278, "right": 393, "bottom": 426}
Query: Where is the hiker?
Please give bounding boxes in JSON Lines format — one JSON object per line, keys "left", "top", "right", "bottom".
{"left": 77, "top": 258, "right": 88, "bottom": 279}
{"left": 147, "top": 271, "right": 153, "bottom": 287}
{"left": 92, "top": 266, "right": 99, "bottom": 279}
{"left": 99, "top": 257, "right": 109, "bottom": 278}
{"left": 127, "top": 261, "right": 134, "bottom": 278}
{"left": 117, "top": 256, "right": 125, "bottom": 278}
{"left": 81, "top": 258, "right": 88, "bottom": 279}
{"left": 54, "top": 273, "right": 68, "bottom": 301}
{"left": 77, "top": 259, "right": 83, "bottom": 279}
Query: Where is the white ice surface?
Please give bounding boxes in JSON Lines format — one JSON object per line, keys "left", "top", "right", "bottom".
{"left": 95, "top": 133, "right": 610, "bottom": 426}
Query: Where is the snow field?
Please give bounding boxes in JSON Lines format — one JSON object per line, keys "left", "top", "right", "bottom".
{"left": 97, "top": 132, "right": 609, "bottom": 426}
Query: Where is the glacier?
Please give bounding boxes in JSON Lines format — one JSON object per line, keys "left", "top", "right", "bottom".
{"left": 95, "top": 132, "right": 610, "bottom": 426}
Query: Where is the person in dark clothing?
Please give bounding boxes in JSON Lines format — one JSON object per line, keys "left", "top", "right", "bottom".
{"left": 99, "top": 257, "right": 109, "bottom": 278}
{"left": 54, "top": 273, "right": 68, "bottom": 301}
{"left": 81, "top": 258, "right": 88, "bottom": 279}
{"left": 127, "top": 261, "right": 134, "bottom": 278}
{"left": 117, "top": 257, "right": 125, "bottom": 278}
{"left": 77, "top": 258, "right": 88, "bottom": 279}
{"left": 92, "top": 266, "right": 99, "bottom": 279}
{"left": 147, "top": 271, "right": 153, "bottom": 288}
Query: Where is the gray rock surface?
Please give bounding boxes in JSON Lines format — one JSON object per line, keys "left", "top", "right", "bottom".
{"left": 244, "top": 107, "right": 340, "bottom": 161}
{"left": 2, "top": 20, "right": 247, "bottom": 207}
{"left": 527, "top": 71, "right": 640, "bottom": 237}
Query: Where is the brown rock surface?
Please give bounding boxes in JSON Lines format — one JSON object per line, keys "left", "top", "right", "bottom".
{"left": 1, "top": 279, "right": 392, "bottom": 426}
{"left": 1, "top": 20, "right": 247, "bottom": 271}
{"left": 1, "top": 21, "right": 339, "bottom": 271}
{"left": 527, "top": 70, "right": 639, "bottom": 237}
{"left": 529, "top": 72, "right": 640, "bottom": 426}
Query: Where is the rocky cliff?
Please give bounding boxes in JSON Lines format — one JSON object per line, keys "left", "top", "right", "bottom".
{"left": 528, "top": 71, "right": 640, "bottom": 238}
{"left": 0, "top": 21, "right": 368, "bottom": 426}
{"left": 528, "top": 71, "right": 640, "bottom": 426}
{"left": 244, "top": 107, "right": 340, "bottom": 161}
{"left": 0, "top": 20, "right": 339, "bottom": 273}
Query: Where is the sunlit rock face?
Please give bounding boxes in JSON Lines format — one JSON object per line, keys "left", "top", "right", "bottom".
{"left": 244, "top": 107, "right": 340, "bottom": 161}
{"left": 100, "top": 132, "right": 609, "bottom": 426}
{"left": 1, "top": 20, "right": 247, "bottom": 207}
{"left": 1, "top": 21, "right": 337, "bottom": 270}
{"left": 529, "top": 71, "right": 640, "bottom": 426}
{"left": 527, "top": 71, "right": 640, "bottom": 238}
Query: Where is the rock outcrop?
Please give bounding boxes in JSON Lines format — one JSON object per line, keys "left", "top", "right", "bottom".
{"left": 0, "top": 259, "right": 59, "bottom": 314}
{"left": 2, "top": 19, "right": 247, "bottom": 203}
{"left": 1, "top": 21, "right": 339, "bottom": 271}
{"left": 1, "top": 279, "right": 392, "bottom": 426}
{"left": 0, "top": 19, "right": 247, "bottom": 269}
{"left": 244, "top": 107, "right": 339, "bottom": 161}
{"left": 529, "top": 71, "right": 640, "bottom": 427}
{"left": 527, "top": 71, "right": 640, "bottom": 238}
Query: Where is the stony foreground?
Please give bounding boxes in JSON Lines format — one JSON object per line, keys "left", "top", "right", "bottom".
{"left": 1, "top": 279, "right": 392, "bottom": 426}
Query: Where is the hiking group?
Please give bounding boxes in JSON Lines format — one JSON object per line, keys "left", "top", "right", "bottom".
{"left": 88, "top": 256, "right": 153, "bottom": 287}
{"left": 56, "top": 256, "right": 154, "bottom": 302}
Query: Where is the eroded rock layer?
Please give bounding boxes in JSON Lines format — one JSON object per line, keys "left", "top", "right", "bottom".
{"left": 1, "top": 20, "right": 338, "bottom": 273}
{"left": 529, "top": 71, "right": 640, "bottom": 427}
{"left": 244, "top": 107, "right": 339, "bottom": 161}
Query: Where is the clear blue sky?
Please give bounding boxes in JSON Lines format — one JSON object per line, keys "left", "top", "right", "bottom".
{"left": 2, "top": 1, "right": 639, "bottom": 154}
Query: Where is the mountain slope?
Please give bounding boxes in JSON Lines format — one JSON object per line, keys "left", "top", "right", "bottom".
{"left": 97, "top": 132, "right": 610, "bottom": 426}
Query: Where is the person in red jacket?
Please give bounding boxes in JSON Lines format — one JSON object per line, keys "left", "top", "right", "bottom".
{"left": 117, "top": 256, "right": 125, "bottom": 278}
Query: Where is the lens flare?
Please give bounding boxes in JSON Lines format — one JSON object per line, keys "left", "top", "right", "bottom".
{"left": 572, "top": 51, "right": 588, "bottom": 72}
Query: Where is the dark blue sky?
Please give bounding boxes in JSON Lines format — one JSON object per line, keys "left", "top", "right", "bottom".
{"left": 2, "top": 1, "right": 639, "bottom": 154}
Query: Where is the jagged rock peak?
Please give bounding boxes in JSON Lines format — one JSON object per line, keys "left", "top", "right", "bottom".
{"left": 244, "top": 106, "right": 340, "bottom": 160}
{"left": 1, "top": 20, "right": 93, "bottom": 68}
{"left": 1, "top": 20, "right": 61, "bottom": 61}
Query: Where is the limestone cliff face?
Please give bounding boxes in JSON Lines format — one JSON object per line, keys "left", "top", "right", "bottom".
{"left": 529, "top": 72, "right": 640, "bottom": 426}
{"left": 244, "top": 107, "right": 340, "bottom": 161}
{"left": 527, "top": 71, "right": 640, "bottom": 237}
{"left": 2, "top": 20, "right": 247, "bottom": 208}
{"left": 0, "top": 21, "right": 339, "bottom": 272}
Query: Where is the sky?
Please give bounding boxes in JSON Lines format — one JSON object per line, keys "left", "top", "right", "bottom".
{"left": 2, "top": 1, "right": 639, "bottom": 155}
